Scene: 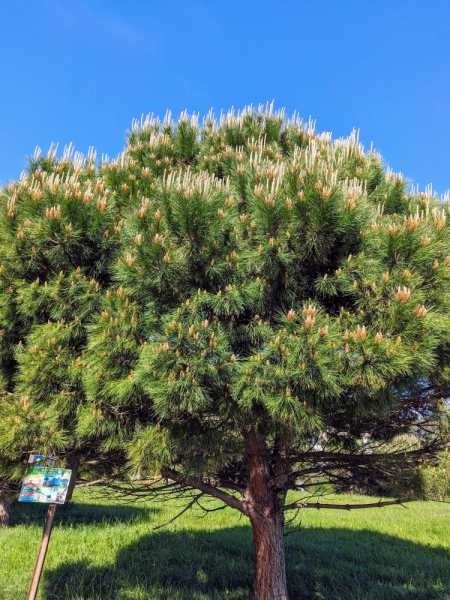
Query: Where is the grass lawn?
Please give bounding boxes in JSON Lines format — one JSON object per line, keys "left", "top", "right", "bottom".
{"left": 1, "top": 491, "right": 449, "bottom": 599}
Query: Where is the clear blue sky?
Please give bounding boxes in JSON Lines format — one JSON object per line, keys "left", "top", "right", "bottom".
{"left": 1, "top": 0, "right": 449, "bottom": 194}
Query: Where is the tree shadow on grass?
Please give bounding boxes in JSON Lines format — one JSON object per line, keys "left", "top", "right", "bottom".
{"left": 41, "top": 524, "right": 450, "bottom": 600}
{"left": 10, "top": 500, "right": 154, "bottom": 528}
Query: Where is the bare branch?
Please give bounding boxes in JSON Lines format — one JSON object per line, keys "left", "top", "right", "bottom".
{"left": 75, "top": 479, "right": 107, "bottom": 489}
{"left": 152, "top": 495, "right": 200, "bottom": 531}
{"left": 288, "top": 447, "right": 440, "bottom": 465}
{"left": 203, "top": 478, "right": 245, "bottom": 494}
{"left": 284, "top": 525, "right": 308, "bottom": 538}
{"left": 283, "top": 498, "right": 413, "bottom": 512}
{"left": 161, "top": 467, "right": 247, "bottom": 514}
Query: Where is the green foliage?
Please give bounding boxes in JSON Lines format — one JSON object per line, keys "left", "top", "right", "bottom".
{"left": 0, "top": 106, "right": 450, "bottom": 502}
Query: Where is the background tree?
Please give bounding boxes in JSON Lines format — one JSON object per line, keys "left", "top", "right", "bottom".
{"left": 0, "top": 372, "right": 17, "bottom": 526}
{"left": 1, "top": 106, "right": 450, "bottom": 599}
{"left": 0, "top": 145, "right": 122, "bottom": 523}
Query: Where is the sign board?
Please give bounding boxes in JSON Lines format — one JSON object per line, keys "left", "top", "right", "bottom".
{"left": 19, "top": 466, "right": 72, "bottom": 504}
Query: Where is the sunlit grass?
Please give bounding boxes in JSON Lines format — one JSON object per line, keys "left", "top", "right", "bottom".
{"left": 1, "top": 491, "right": 449, "bottom": 599}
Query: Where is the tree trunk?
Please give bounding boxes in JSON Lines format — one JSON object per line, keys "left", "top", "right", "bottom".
{"left": 0, "top": 497, "right": 11, "bottom": 527}
{"left": 251, "top": 511, "right": 288, "bottom": 600}
{"left": 244, "top": 430, "right": 289, "bottom": 600}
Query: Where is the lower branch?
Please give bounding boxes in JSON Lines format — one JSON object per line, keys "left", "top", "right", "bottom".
{"left": 161, "top": 467, "right": 247, "bottom": 514}
{"left": 152, "top": 494, "right": 201, "bottom": 530}
{"left": 75, "top": 479, "right": 107, "bottom": 488}
{"left": 288, "top": 447, "right": 440, "bottom": 465}
{"left": 284, "top": 525, "right": 308, "bottom": 537}
{"left": 283, "top": 498, "right": 413, "bottom": 511}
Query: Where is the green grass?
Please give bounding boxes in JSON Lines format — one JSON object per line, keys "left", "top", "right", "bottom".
{"left": 1, "top": 491, "right": 450, "bottom": 599}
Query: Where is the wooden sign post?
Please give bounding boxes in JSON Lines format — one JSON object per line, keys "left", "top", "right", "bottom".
{"left": 21, "top": 456, "right": 79, "bottom": 600}
{"left": 26, "top": 503, "right": 58, "bottom": 600}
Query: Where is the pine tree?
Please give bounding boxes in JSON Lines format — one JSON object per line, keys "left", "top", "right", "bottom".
{"left": 1, "top": 106, "right": 450, "bottom": 598}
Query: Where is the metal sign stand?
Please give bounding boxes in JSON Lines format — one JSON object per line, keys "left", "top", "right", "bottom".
{"left": 26, "top": 503, "right": 58, "bottom": 600}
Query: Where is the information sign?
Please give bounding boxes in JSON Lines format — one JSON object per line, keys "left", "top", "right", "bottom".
{"left": 19, "top": 467, "right": 72, "bottom": 504}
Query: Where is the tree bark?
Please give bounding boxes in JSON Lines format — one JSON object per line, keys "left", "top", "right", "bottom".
{"left": 0, "top": 496, "right": 11, "bottom": 527}
{"left": 250, "top": 511, "right": 288, "bottom": 600}
{"left": 244, "top": 430, "right": 289, "bottom": 600}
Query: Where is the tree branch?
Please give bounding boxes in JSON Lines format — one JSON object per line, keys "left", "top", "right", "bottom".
{"left": 284, "top": 525, "right": 308, "bottom": 538}
{"left": 205, "top": 478, "right": 246, "bottom": 494}
{"left": 161, "top": 467, "right": 247, "bottom": 514}
{"left": 288, "top": 447, "right": 439, "bottom": 465}
{"left": 152, "top": 495, "right": 200, "bottom": 530}
{"left": 283, "top": 498, "right": 413, "bottom": 512}
{"left": 75, "top": 479, "right": 107, "bottom": 488}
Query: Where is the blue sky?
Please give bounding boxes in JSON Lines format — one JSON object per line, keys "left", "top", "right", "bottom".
{"left": 1, "top": 0, "right": 449, "bottom": 194}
